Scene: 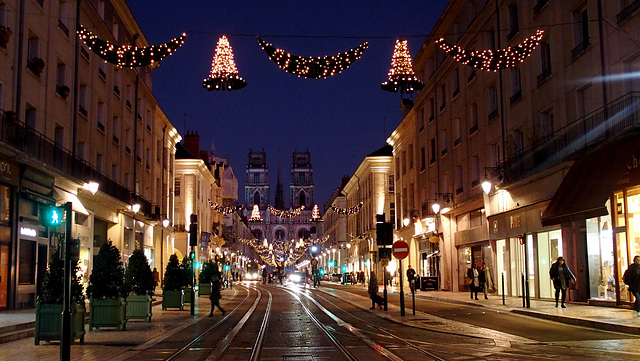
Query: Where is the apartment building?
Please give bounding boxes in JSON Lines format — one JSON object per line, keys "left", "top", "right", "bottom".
{"left": 0, "top": 0, "right": 180, "bottom": 309}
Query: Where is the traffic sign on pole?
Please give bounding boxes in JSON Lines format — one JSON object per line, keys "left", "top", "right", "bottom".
{"left": 392, "top": 240, "right": 409, "bottom": 260}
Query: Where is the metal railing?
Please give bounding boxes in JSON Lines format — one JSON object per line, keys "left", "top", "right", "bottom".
{"left": 617, "top": 0, "right": 640, "bottom": 24}
{"left": 0, "top": 110, "right": 154, "bottom": 216}
{"left": 499, "top": 91, "right": 640, "bottom": 182}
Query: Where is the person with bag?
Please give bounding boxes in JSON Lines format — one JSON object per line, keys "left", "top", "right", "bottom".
{"left": 549, "top": 256, "right": 576, "bottom": 308}
{"left": 481, "top": 262, "right": 493, "bottom": 299}
{"left": 368, "top": 271, "right": 383, "bottom": 309}
{"left": 623, "top": 255, "right": 640, "bottom": 317}
{"left": 208, "top": 274, "right": 226, "bottom": 317}
{"left": 467, "top": 264, "right": 480, "bottom": 300}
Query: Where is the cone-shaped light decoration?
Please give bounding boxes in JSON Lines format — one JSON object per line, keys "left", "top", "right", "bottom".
{"left": 203, "top": 35, "right": 247, "bottom": 91}
{"left": 381, "top": 39, "right": 425, "bottom": 95}
{"left": 310, "top": 204, "right": 324, "bottom": 223}
{"left": 249, "top": 204, "right": 263, "bottom": 222}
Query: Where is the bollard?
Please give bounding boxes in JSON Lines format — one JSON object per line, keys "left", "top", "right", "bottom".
{"left": 501, "top": 272, "right": 505, "bottom": 306}
{"left": 521, "top": 273, "right": 525, "bottom": 308}
{"left": 411, "top": 280, "right": 416, "bottom": 315}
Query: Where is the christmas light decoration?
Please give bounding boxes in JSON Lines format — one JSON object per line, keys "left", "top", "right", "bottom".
{"left": 77, "top": 24, "right": 186, "bottom": 68}
{"left": 330, "top": 202, "right": 363, "bottom": 215}
{"left": 237, "top": 234, "right": 330, "bottom": 267}
{"left": 249, "top": 205, "right": 263, "bottom": 223}
{"left": 310, "top": 204, "right": 323, "bottom": 223}
{"left": 208, "top": 200, "right": 240, "bottom": 215}
{"left": 257, "top": 37, "right": 369, "bottom": 79}
{"left": 268, "top": 205, "right": 305, "bottom": 218}
{"left": 381, "top": 39, "right": 424, "bottom": 95}
{"left": 203, "top": 35, "right": 247, "bottom": 91}
{"left": 436, "top": 29, "right": 544, "bottom": 72}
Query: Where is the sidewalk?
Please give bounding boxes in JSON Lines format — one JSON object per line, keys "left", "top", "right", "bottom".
{"left": 340, "top": 282, "right": 640, "bottom": 335}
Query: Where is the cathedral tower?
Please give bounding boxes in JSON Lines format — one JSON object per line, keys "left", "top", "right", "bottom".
{"left": 245, "top": 149, "right": 269, "bottom": 209}
{"left": 290, "top": 150, "right": 314, "bottom": 208}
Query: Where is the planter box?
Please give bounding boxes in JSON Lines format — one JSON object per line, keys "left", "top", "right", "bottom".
{"left": 183, "top": 287, "right": 194, "bottom": 303}
{"left": 126, "top": 294, "right": 152, "bottom": 322}
{"left": 89, "top": 298, "right": 127, "bottom": 331}
{"left": 198, "top": 283, "right": 211, "bottom": 296}
{"left": 162, "top": 289, "right": 184, "bottom": 310}
{"left": 35, "top": 303, "right": 86, "bottom": 345}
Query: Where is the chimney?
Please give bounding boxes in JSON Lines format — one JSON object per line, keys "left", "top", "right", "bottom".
{"left": 184, "top": 130, "right": 200, "bottom": 157}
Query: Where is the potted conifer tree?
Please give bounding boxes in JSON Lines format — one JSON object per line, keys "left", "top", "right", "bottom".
{"left": 124, "top": 249, "right": 155, "bottom": 321}
{"left": 87, "top": 240, "right": 128, "bottom": 331}
{"left": 35, "top": 248, "right": 86, "bottom": 345}
{"left": 182, "top": 255, "right": 194, "bottom": 304}
{"left": 162, "top": 254, "right": 184, "bottom": 310}
{"left": 198, "top": 261, "right": 217, "bottom": 296}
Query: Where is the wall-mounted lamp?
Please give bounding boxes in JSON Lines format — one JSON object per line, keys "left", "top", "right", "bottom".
{"left": 130, "top": 203, "right": 141, "bottom": 213}
{"left": 432, "top": 192, "right": 453, "bottom": 214}
{"left": 82, "top": 181, "right": 100, "bottom": 195}
{"left": 162, "top": 218, "right": 170, "bottom": 228}
{"left": 482, "top": 166, "right": 503, "bottom": 195}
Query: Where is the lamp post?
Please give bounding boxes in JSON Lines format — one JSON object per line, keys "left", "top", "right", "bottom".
{"left": 160, "top": 218, "right": 170, "bottom": 283}
{"left": 130, "top": 203, "right": 140, "bottom": 250}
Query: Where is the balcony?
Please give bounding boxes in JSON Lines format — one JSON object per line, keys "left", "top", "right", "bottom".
{"left": 0, "top": 110, "right": 152, "bottom": 215}
{"left": 617, "top": 0, "right": 640, "bottom": 24}
{"left": 499, "top": 91, "right": 640, "bottom": 184}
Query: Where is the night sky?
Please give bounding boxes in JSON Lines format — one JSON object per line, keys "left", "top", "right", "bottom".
{"left": 127, "top": 1, "right": 449, "bottom": 207}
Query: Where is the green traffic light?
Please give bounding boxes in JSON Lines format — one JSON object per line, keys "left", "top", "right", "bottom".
{"left": 319, "top": 269, "right": 324, "bottom": 275}
{"left": 194, "top": 262, "right": 201, "bottom": 268}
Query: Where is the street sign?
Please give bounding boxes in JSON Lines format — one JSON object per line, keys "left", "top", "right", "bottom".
{"left": 392, "top": 240, "right": 409, "bottom": 260}
{"left": 380, "top": 258, "right": 389, "bottom": 267}
{"left": 311, "top": 259, "right": 318, "bottom": 266}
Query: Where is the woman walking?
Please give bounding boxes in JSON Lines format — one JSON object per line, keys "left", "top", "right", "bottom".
{"left": 208, "top": 275, "right": 226, "bottom": 317}
{"left": 623, "top": 255, "right": 640, "bottom": 317}
{"left": 549, "top": 256, "right": 576, "bottom": 308}
{"left": 481, "top": 262, "right": 493, "bottom": 299}
{"left": 467, "top": 264, "right": 480, "bottom": 300}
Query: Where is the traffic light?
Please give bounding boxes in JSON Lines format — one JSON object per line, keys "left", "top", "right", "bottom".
{"left": 224, "top": 261, "right": 230, "bottom": 271}
{"left": 319, "top": 269, "right": 325, "bottom": 275}
{"left": 376, "top": 222, "right": 393, "bottom": 246}
{"left": 194, "top": 261, "right": 201, "bottom": 269}
{"left": 189, "top": 214, "right": 198, "bottom": 247}
{"left": 189, "top": 251, "right": 195, "bottom": 260}
{"left": 342, "top": 266, "right": 347, "bottom": 272}
{"left": 41, "top": 206, "right": 63, "bottom": 226}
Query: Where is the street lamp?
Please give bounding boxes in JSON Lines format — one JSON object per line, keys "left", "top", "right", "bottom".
{"left": 482, "top": 167, "right": 502, "bottom": 195}
{"left": 82, "top": 181, "right": 100, "bottom": 195}
{"left": 130, "top": 203, "right": 140, "bottom": 249}
{"left": 160, "top": 218, "right": 170, "bottom": 283}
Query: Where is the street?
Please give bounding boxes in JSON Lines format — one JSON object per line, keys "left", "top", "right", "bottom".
{"left": 4, "top": 280, "right": 640, "bottom": 361}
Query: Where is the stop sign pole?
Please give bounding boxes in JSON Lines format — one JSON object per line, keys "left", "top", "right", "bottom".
{"left": 392, "top": 240, "right": 409, "bottom": 317}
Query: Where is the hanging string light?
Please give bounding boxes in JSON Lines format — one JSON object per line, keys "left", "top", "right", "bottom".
{"left": 381, "top": 39, "right": 424, "bottom": 95}
{"left": 436, "top": 29, "right": 544, "bottom": 72}
{"left": 268, "top": 205, "right": 305, "bottom": 218}
{"left": 237, "top": 234, "right": 330, "bottom": 267}
{"left": 208, "top": 200, "right": 240, "bottom": 215}
{"left": 77, "top": 24, "right": 186, "bottom": 68}
{"left": 330, "top": 202, "right": 363, "bottom": 215}
{"left": 248, "top": 205, "right": 263, "bottom": 223}
{"left": 203, "top": 35, "right": 247, "bottom": 91}
{"left": 257, "top": 37, "right": 369, "bottom": 79}
{"left": 310, "top": 204, "right": 323, "bottom": 223}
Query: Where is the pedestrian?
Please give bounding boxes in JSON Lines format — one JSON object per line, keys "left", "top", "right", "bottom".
{"left": 481, "top": 262, "right": 492, "bottom": 299}
{"left": 368, "top": 271, "right": 383, "bottom": 309}
{"left": 208, "top": 275, "right": 226, "bottom": 317}
{"left": 549, "top": 256, "right": 576, "bottom": 308}
{"left": 261, "top": 267, "right": 268, "bottom": 284}
{"left": 467, "top": 264, "right": 480, "bottom": 300}
{"left": 407, "top": 265, "right": 417, "bottom": 293}
{"left": 623, "top": 255, "right": 640, "bottom": 317}
{"left": 152, "top": 267, "right": 159, "bottom": 291}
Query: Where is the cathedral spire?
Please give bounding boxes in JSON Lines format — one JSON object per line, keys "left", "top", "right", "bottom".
{"left": 274, "top": 159, "right": 285, "bottom": 209}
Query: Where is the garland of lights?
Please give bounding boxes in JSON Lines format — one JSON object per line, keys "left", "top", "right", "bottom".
{"left": 381, "top": 39, "right": 424, "bottom": 95}
{"left": 436, "top": 30, "right": 544, "bottom": 72}
{"left": 310, "top": 204, "right": 323, "bottom": 223}
{"left": 203, "top": 35, "right": 247, "bottom": 91}
{"left": 77, "top": 24, "right": 186, "bottom": 68}
{"left": 257, "top": 37, "right": 369, "bottom": 79}
{"left": 237, "top": 235, "right": 330, "bottom": 267}
{"left": 330, "top": 202, "right": 363, "bottom": 215}
{"left": 268, "top": 205, "right": 305, "bottom": 218}
{"left": 208, "top": 200, "right": 240, "bottom": 215}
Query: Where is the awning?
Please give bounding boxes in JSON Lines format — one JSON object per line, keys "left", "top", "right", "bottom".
{"left": 540, "top": 140, "right": 633, "bottom": 227}
{"left": 54, "top": 188, "right": 89, "bottom": 216}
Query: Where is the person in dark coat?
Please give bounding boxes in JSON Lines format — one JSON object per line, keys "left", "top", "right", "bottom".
{"left": 624, "top": 255, "right": 640, "bottom": 317}
{"left": 208, "top": 275, "right": 226, "bottom": 317}
{"left": 406, "top": 265, "right": 417, "bottom": 293}
{"left": 549, "top": 256, "right": 576, "bottom": 308}
{"left": 368, "top": 271, "right": 383, "bottom": 309}
{"left": 467, "top": 264, "right": 481, "bottom": 300}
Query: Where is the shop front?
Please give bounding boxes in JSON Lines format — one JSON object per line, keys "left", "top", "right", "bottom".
{"left": 0, "top": 153, "right": 19, "bottom": 310}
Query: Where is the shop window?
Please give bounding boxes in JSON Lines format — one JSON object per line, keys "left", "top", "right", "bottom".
{"left": 537, "top": 230, "right": 563, "bottom": 299}
{"left": 586, "top": 212, "right": 615, "bottom": 300}
{"left": 18, "top": 240, "right": 35, "bottom": 284}
{"left": 0, "top": 185, "right": 9, "bottom": 222}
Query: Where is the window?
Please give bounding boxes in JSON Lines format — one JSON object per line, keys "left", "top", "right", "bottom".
{"left": 78, "top": 142, "right": 86, "bottom": 159}
{"left": 453, "top": 69, "right": 460, "bottom": 96}
{"left": 125, "top": 128, "right": 131, "bottom": 154}
{"left": 577, "top": 84, "right": 593, "bottom": 118}
{"left": 428, "top": 97, "right": 435, "bottom": 122}
{"left": 469, "top": 103, "right": 478, "bottom": 133}
{"left": 538, "top": 41, "right": 552, "bottom": 83}
{"left": 27, "top": 34, "right": 40, "bottom": 60}
{"left": 136, "top": 139, "right": 142, "bottom": 162}
{"left": 420, "top": 147, "right": 426, "bottom": 171}
{"left": 512, "top": 129, "right": 524, "bottom": 154}
{"left": 124, "top": 173, "right": 130, "bottom": 188}
{"left": 111, "top": 164, "right": 118, "bottom": 181}
{"left": 402, "top": 150, "right": 407, "bottom": 174}
{"left": 487, "top": 29, "right": 496, "bottom": 49}
{"left": 471, "top": 156, "right": 480, "bottom": 186}
{"left": 175, "top": 178, "right": 180, "bottom": 196}
{"left": 408, "top": 144, "right": 414, "bottom": 169}
{"left": 490, "top": 143, "right": 500, "bottom": 166}
{"left": 0, "top": 82, "right": 4, "bottom": 111}
{"left": 418, "top": 106, "right": 424, "bottom": 130}
{"left": 112, "top": 19, "right": 119, "bottom": 41}
{"left": 0, "top": 3, "right": 7, "bottom": 28}
{"left": 510, "top": 67, "right": 522, "bottom": 103}
{"left": 113, "top": 69, "right": 121, "bottom": 95}
{"left": 440, "top": 84, "right": 446, "bottom": 110}
{"left": 79, "top": 85, "right": 88, "bottom": 116}
{"left": 96, "top": 153, "right": 103, "bottom": 172}
{"left": 54, "top": 125, "right": 64, "bottom": 148}
{"left": 253, "top": 173, "right": 260, "bottom": 183}
{"left": 58, "top": 0, "right": 70, "bottom": 36}
{"left": 507, "top": 3, "right": 519, "bottom": 40}
{"left": 468, "top": 1, "right": 477, "bottom": 24}
{"left": 453, "top": 118, "right": 462, "bottom": 145}
{"left": 440, "top": 129, "right": 447, "bottom": 156}
{"left": 540, "top": 109, "right": 554, "bottom": 139}
{"left": 455, "top": 165, "right": 463, "bottom": 194}
{"left": 146, "top": 148, "right": 150, "bottom": 169}
{"left": 97, "top": 0, "right": 105, "bottom": 18}
{"left": 253, "top": 192, "right": 260, "bottom": 206}
{"left": 488, "top": 86, "right": 498, "bottom": 119}
{"left": 430, "top": 138, "right": 436, "bottom": 164}
{"left": 112, "top": 116, "right": 119, "bottom": 143}
{"left": 388, "top": 175, "right": 395, "bottom": 192}
{"left": 98, "top": 62, "right": 106, "bottom": 81}
{"left": 157, "top": 140, "right": 162, "bottom": 163}
{"left": 25, "top": 104, "right": 37, "bottom": 129}
{"left": 97, "top": 101, "right": 105, "bottom": 131}
{"left": 572, "top": 6, "right": 590, "bottom": 57}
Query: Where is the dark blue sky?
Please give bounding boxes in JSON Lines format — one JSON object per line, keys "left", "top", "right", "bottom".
{"left": 127, "top": 1, "right": 449, "bottom": 207}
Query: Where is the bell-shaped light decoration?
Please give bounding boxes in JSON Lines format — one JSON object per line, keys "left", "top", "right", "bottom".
{"left": 203, "top": 35, "right": 247, "bottom": 91}
{"left": 381, "top": 39, "right": 425, "bottom": 96}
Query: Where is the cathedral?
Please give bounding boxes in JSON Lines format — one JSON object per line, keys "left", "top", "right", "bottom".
{"left": 244, "top": 150, "right": 319, "bottom": 242}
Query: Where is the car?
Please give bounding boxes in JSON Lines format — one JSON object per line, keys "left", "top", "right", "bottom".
{"left": 288, "top": 272, "right": 307, "bottom": 285}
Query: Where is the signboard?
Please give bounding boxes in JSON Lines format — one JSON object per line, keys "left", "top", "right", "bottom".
{"left": 428, "top": 235, "right": 439, "bottom": 244}
{"left": 392, "top": 240, "right": 409, "bottom": 260}
{"left": 380, "top": 258, "right": 389, "bottom": 267}
{"left": 311, "top": 259, "right": 318, "bottom": 266}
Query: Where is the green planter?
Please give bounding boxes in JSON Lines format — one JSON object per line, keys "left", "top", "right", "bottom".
{"left": 125, "top": 294, "right": 152, "bottom": 321}
{"left": 35, "top": 303, "right": 86, "bottom": 345}
{"left": 89, "top": 298, "right": 127, "bottom": 331}
{"left": 198, "top": 283, "right": 211, "bottom": 296}
{"left": 183, "top": 287, "right": 193, "bottom": 303}
{"left": 162, "top": 289, "right": 184, "bottom": 310}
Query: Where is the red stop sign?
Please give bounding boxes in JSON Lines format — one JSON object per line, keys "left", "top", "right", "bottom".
{"left": 392, "top": 240, "right": 409, "bottom": 260}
